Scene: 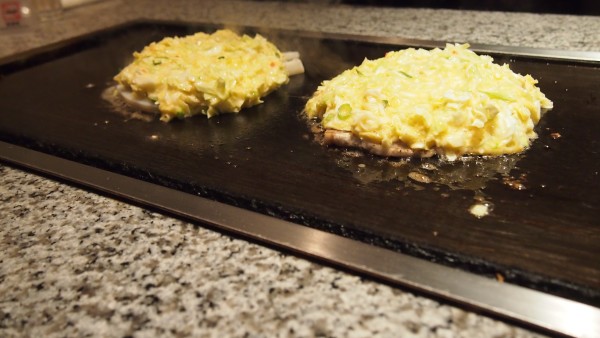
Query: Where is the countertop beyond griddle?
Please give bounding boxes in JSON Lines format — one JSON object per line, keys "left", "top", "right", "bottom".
{"left": 1, "top": 1, "right": 599, "bottom": 337}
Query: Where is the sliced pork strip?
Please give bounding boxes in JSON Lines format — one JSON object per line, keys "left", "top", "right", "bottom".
{"left": 323, "top": 129, "right": 436, "bottom": 158}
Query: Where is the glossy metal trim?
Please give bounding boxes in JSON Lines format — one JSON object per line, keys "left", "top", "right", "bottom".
{"left": 298, "top": 30, "right": 600, "bottom": 62}
{"left": 1, "top": 141, "right": 599, "bottom": 338}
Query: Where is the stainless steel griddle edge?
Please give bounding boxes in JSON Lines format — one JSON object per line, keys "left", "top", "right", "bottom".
{"left": 2, "top": 141, "right": 600, "bottom": 338}
{"left": 293, "top": 29, "right": 600, "bottom": 62}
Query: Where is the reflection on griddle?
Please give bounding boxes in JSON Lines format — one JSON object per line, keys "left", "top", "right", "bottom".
{"left": 333, "top": 151, "right": 524, "bottom": 217}
{"left": 334, "top": 149, "right": 521, "bottom": 191}
{"left": 335, "top": 150, "right": 520, "bottom": 219}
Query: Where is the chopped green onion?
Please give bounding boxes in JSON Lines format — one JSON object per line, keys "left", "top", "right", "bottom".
{"left": 337, "top": 103, "right": 352, "bottom": 120}
{"left": 218, "top": 56, "right": 225, "bottom": 60}
{"left": 398, "top": 70, "right": 413, "bottom": 78}
{"left": 383, "top": 99, "right": 389, "bottom": 107}
{"left": 356, "top": 68, "right": 364, "bottom": 76}
{"left": 152, "top": 60, "right": 162, "bottom": 65}
{"left": 323, "top": 112, "right": 336, "bottom": 124}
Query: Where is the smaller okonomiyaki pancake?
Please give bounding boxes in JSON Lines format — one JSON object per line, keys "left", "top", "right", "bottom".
{"left": 112, "top": 29, "right": 304, "bottom": 122}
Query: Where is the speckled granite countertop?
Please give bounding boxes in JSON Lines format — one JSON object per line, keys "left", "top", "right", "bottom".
{"left": 1, "top": 1, "right": 599, "bottom": 337}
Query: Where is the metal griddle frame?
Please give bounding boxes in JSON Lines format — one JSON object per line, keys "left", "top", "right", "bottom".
{"left": 1, "top": 23, "right": 599, "bottom": 337}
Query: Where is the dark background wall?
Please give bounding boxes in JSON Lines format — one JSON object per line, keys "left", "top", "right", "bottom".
{"left": 337, "top": 0, "right": 600, "bottom": 15}
{"left": 258, "top": 0, "right": 600, "bottom": 15}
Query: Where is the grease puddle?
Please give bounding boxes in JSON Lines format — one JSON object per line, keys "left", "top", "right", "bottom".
{"left": 334, "top": 151, "right": 525, "bottom": 218}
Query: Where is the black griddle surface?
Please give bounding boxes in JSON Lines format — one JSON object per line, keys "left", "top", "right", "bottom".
{"left": 1, "top": 22, "right": 599, "bottom": 306}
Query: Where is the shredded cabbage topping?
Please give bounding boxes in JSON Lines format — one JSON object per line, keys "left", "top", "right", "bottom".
{"left": 114, "top": 29, "right": 289, "bottom": 121}
{"left": 305, "top": 43, "right": 553, "bottom": 158}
